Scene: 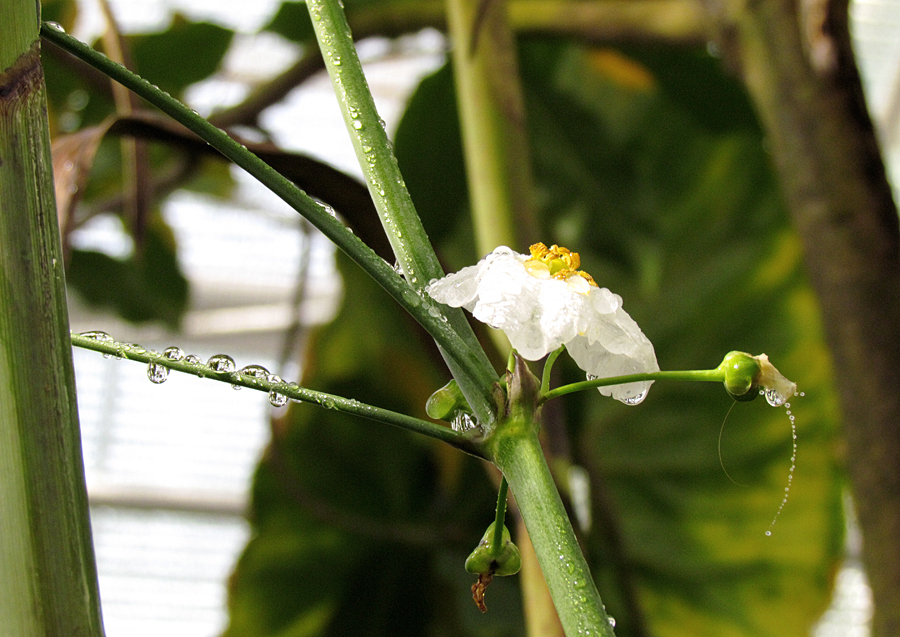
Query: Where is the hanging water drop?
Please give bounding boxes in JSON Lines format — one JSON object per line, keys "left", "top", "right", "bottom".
{"left": 269, "top": 389, "right": 288, "bottom": 407}
{"left": 621, "top": 390, "right": 648, "bottom": 406}
{"left": 207, "top": 354, "right": 236, "bottom": 373}
{"left": 147, "top": 361, "right": 168, "bottom": 384}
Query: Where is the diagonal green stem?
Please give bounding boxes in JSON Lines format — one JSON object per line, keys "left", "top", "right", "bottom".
{"left": 40, "top": 22, "right": 498, "bottom": 425}
{"left": 303, "top": 0, "right": 499, "bottom": 424}
{"left": 542, "top": 368, "right": 725, "bottom": 402}
{"left": 71, "top": 333, "right": 484, "bottom": 457}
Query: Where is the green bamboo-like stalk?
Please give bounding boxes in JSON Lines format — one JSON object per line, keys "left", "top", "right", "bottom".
{"left": 0, "top": 4, "right": 105, "bottom": 636}
{"left": 444, "top": 0, "right": 538, "bottom": 256}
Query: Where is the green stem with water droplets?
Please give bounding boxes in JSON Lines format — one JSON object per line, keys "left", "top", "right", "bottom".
{"left": 40, "top": 21, "right": 498, "bottom": 425}
{"left": 70, "top": 333, "right": 484, "bottom": 457}
{"left": 301, "top": 0, "right": 499, "bottom": 423}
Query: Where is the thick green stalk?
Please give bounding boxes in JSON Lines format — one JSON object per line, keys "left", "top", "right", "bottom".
{"left": 40, "top": 23, "right": 498, "bottom": 425}
{"left": 0, "top": 6, "right": 105, "bottom": 636}
{"left": 303, "top": 0, "right": 499, "bottom": 423}
{"left": 489, "top": 420, "right": 616, "bottom": 636}
{"left": 444, "top": 0, "right": 537, "bottom": 256}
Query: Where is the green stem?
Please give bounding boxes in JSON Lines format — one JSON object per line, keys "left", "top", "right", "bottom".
{"left": 540, "top": 347, "right": 565, "bottom": 396}
{"left": 70, "top": 333, "right": 483, "bottom": 457}
{"left": 543, "top": 368, "right": 725, "bottom": 402}
{"left": 491, "top": 477, "right": 510, "bottom": 557}
{"left": 489, "top": 421, "right": 616, "bottom": 636}
{"left": 40, "top": 22, "right": 498, "bottom": 425}
{"left": 1, "top": 11, "right": 104, "bottom": 635}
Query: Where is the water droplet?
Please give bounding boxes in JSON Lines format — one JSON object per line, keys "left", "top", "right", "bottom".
{"left": 621, "top": 390, "right": 648, "bottom": 406}
{"left": 207, "top": 354, "right": 236, "bottom": 373}
{"left": 451, "top": 412, "right": 475, "bottom": 432}
{"left": 322, "top": 397, "right": 337, "bottom": 410}
{"left": 566, "top": 562, "right": 575, "bottom": 574}
{"left": 45, "top": 21, "right": 66, "bottom": 32}
{"left": 163, "top": 346, "right": 184, "bottom": 361}
{"left": 80, "top": 330, "right": 113, "bottom": 342}
{"left": 765, "top": 530, "right": 772, "bottom": 537}
{"left": 608, "top": 615, "right": 616, "bottom": 628}
{"left": 269, "top": 389, "right": 288, "bottom": 407}
{"left": 184, "top": 354, "right": 202, "bottom": 365}
{"left": 352, "top": 119, "right": 363, "bottom": 130}
{"left": 239, "top": 365, "right": 270, "bottom": 384}
{"left": 765, "top": 387, "right": 787, "bottom": 407}
{"left": 147, "top": 361, "right": 168, "bottom": 384}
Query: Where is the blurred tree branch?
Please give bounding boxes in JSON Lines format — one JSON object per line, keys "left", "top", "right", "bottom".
{"left": 700, "top": 0, "right": 900, "bottom": 634}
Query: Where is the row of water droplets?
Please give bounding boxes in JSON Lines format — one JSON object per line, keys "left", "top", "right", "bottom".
{"left": 764, "top": 389, "right": 804, "bottom": 536}
{"left": 78, "top": 331, "right": 309, "bottom": 408}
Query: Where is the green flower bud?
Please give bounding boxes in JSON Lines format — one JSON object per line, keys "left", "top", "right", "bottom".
{"left": 426, "top": 379, "right": 469, "bottom": 420}
{"left": 719, "top": 351, "right": 761, "bottom": 401}
{"left": 464, "top": 522, "right": 522, "bottom": 577}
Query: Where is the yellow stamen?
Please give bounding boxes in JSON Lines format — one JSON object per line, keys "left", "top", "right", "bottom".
{"left": 526, "top": 243, "right": 598, "bottom": 287}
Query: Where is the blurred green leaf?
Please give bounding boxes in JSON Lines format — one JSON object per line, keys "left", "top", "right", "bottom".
{"left": 129, "top": 15, "right": 233, "bottom": 97}
{"left": 225, "top": 255, "right": 523, "bottom": 637}
{"left": 263, "top": 1, "right": 316, "bottom": 44}
{"left": 66, "top": 213, "right": 188, "bottom": 328}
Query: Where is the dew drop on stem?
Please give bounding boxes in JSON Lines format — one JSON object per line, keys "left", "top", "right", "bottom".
{"left": 163, "top": 347, "right": 184, "bottom": 361}
{"left": 147, "top": 361, "right": 168, "bottom": 384}
{"left": 268, "top": 389, "right": 288, "bottom": 407}
{"left": 207, "top": 354, "right": 236, "bottom": 373}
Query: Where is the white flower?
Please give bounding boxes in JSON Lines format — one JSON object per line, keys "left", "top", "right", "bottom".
{"left": 426, "top": 244, "right": 659, "bottom": 404}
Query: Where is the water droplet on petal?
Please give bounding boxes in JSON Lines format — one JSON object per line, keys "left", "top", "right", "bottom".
{"left": 621, "top": 390, "right": 648, "bottom": 406}
{"left": 207, "top": 354, "right": 236, "bottom": 373}
{"left": 147, "top": 361, "right": 168, "bottom": 384}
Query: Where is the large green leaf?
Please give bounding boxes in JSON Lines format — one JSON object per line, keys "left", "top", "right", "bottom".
{"left": 66, "top": 213, "right": 188, "bottom": 328}
{"left": 224, "top": 257, "right": 524, "bottom": 637}
{"left": 392, "top": 41, "right": 843, "bottom": 637}
{"left": 129, "top": 15, "right": 234, "bottom": 97}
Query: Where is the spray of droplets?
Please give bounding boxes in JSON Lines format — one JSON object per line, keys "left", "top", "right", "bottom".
{"left": 765, "top": 391, "right": 804, "bottom": 536}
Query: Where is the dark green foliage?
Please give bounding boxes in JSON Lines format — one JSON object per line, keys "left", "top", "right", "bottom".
{"left": 67, "top": 214, "right": 188, "bottom": 328}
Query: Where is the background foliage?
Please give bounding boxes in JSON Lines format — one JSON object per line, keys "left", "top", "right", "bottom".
{"left": 40, "top": 0, "right": 845, "bottom": 634}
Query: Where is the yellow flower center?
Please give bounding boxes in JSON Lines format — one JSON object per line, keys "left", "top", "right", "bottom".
{"left": 524, "top": 243, "right": 598, "bottom": 288}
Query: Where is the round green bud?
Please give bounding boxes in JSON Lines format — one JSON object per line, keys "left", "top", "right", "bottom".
{"left": 719, "top": 351, "right": 761, "bottom": 401}
{"left": 465, "top": 522, "right": 522, "bottom": 577}
{"left": 426, "top": 379, "right": 469, "bottom": 420}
